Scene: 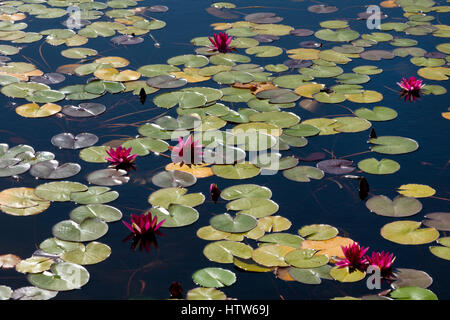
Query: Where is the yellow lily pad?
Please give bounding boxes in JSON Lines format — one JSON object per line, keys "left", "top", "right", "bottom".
{"left": 16, "top": 103, "right": 61, "bottom": 118}
{"left": 94, "top": 56, "right": 130, "bottom": 68}
{"left": 286, "top": 48, "right": 320, "bottom": 60}
{"left": 397, "top": 184, "right": 436, "bottom": 198}
{"left": 300, "top": 236, "right": 355, "bottom": 260}
{"left": 94, "top": 68, "right": 140, "bottom": 81}
{"left": 165, "top": 163, "right": 214, "bottom": 178}
{"left": 417, "top": 67, "right": 450, "bottom": 80}
{"left": 171, "top": 68, "right": 211, "bottom": 83}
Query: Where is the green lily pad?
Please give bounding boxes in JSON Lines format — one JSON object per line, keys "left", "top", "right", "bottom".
{"left": 210, "top": 213, "right": 257, "bottom": 233}
{"left": 252, "top": 244, "right": 295, "bottom": 267}
{"left": 285, "top": 249, "right": 329, "bottom": 268}
{"left": 258, "top": 233, "right": 303, "bottom": 248}
{"left": 283, "top": 166, "right": 324, "bottom": 182}
{"left": 245, "top": 46, "right": 283, "bottom": 57}
{"left": 0, "top": 286, "right": 12, "bottom": 300}
{"left": 150, "top": 205, "right": 199, "bottom": 228}
{"left": 212, "top": 163, "right": 261, "bottom": 179}
{"left": 70, "top": 187, "right": 119, "bottom": 205}
{"left": 220, "top": 184, "right": 272, "bottom": 200}
{"left": 380, "top": 220, "right": 440, "bottom": 245}
{"left": 203, "top": 240, "right": 253, "bottom": 263}
{"left": 16, "top": 256, "right": 54, "bottom": 274}
{"left": 34, "top": 182, "right": 88, "bottom": 202}
{"left": 167, "top": 54, "right": 209, "bottom": 68}
{"left": 52, "top": 218, "right": 108, "bottom": 242}
{"left": 121, "top": 137, "right": 169, "bottom": 156}
{"left": 366, "top": 195, "right": 422, "bottom": 217}
{"left": 69, "top": 204, "right": 122, "bottom": 223}
{"left": 79, "top": 146, "right": 108, "bottom": 163}
{"left": 358, "top": 158, "right": 401, "bottom": 174}
{"left": 192, "top": 267, "right": 236, "bottom": 288}
{"left": 354, "top": 106, "right": 397, "bottom": 121}
{"left": 61, "top": 242, "right": 111, "bottom": 265}
{"left": 148, "top": 187, "right": 205, "bottom": 209}
{"left": 369, "top": 136, "right": 419, "bottom": 155}
{"left": 288, "top": 265, "right": 333, "bottom": 284}
{"left": 390, "top": 287, "right": 438, "bottom": 300}
{"left": 298, "top": 224, "right": 338, "bottom": 240}
{"left": 28, "top": 262, "right": 89, "bottom": 291}
{"left": 226, "top": 198, "right": 279, "bottom": 218}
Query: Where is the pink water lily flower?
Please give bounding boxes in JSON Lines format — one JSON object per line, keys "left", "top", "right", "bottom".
{"left": 397, "top": 77, "right": 425, "bottom": 92}
{"left": 123, "top": 212, "right": 165, "bottom": 236}
{"left": 336, "top": 242, "right": 370, "bottom": 271}
{"left": 366, "top": 251, "right": 396, "bottom": 277}
{"left": 169, "top": 135, "right": 204, "bottom": 165}
{"left": 105, "top": 146, "right": 137, "bottom": 168}
{"left": 208, "top": 32, "right": 235, "bottom": 53}
{"left": 397, "top": 77, "right": 425, "bottom": 102}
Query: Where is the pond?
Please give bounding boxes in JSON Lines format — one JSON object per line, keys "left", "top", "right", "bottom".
{"left": 0, "top": 0, "right": 449, "bottom": 301}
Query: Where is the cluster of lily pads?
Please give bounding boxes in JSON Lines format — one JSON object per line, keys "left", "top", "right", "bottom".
{"left": 0, "top": 0, "right": 449, "bottom": 300}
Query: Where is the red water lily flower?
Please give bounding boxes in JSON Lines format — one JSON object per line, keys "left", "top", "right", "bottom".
{"left": 208, "top": 32, "right": 235, "bottom": 53}
{"left": 336, "top": 242, "right": 370, "bottom": 271}
{"left": 123, "top": 212, "right": 165, "bottom": 236}
{"left": 169, "top": 135, "right": 203, "bottom": 165}
{"left": 366, "top": 251, "right": 396, "bottom": 277}
{"left": 105, "top": 146, "right": 137, "bottom": 168}
{"left": 397, "top": 77, "right": 425, "bottom": 102}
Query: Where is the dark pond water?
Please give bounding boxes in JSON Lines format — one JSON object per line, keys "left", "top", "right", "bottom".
{"left": 0, "top": 0, "right": 449, "bottom": 300}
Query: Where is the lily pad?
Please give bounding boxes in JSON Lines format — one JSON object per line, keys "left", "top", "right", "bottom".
{"left": 148, "top": 187, "right": 205, "bottom": 209}
{"left": 192, "top": 267, "right": 236, "bottom": 288}
{"left": 330, "top": 266, "right": 366, "bottom": 282}
{"left": 210, "top": 213, "right": 257, "bottom": 233}
{"left": 212, "top": 163, "right": 261, "bottom": 179}
{"left": 150, "top": 205, "right": 199, "bottom": 228}
{"left": 70, "top": 204, "right": 122, "bottom": 224}
{"left": 380, "top": 220, "right": 440, "bottom": 245}
{"left": 61, "top": 242, "right": 111, "bottom": 265}
{"left": 358, "top": 158, "right": 400, "bottom": 175}
{"left": 366, "top": 195, "right": 422, "bottom": 217}
{"left": 203, "top": 240, "right": 253, "bottom": 263}
{"left": 317, "top": 159, "right": 355, "bottom": 175}
{"left": 34, "top": 182, "right": 88, "bottom": 202}
{"left": 288, "top": 265, "right": 333, "bottom": 284}
{"left": 186, "top": 287, "right": 226, "bottom": 300}
{"left": 220, "top": 184, "right": 272, "bottom": 200}
{"left": 390, "top": 287, "right": 437, "bottom": 300}
{"left": 298, "top": 224, "right": 338, "bottom": 240}
{"left": 284, "top": 249, "right": 329, "bottom": 268}
{"left": 354, "top": 106, "right": 397, "bottom": 121}
{"left": 391, "top": 268, "right": 433, "bottom": 289}
{"left": 86, "top": 169, "right": 130, "bottom": 186}
{"left": 423, "top": 212, "right": 450, "bottom": 231}
{"left": 28, "top": 262, "right": 89, "bottom": 291}
{"left": 30, "top": 160, "right": 81, "bottom": 180}
{"left": 369, "top": 136, "right": 419, "bottom": 155}
{"left": 52, "top": 218, "right": 108, "bottom": 242}
{"left": 70, "top": 187, "right": 119, "bottom": 205}
{"left": 51, "top": 133, "right": 98, "bottom": 150}
{"left": 283, "top": 166, "right": 324, "bottom": 182}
